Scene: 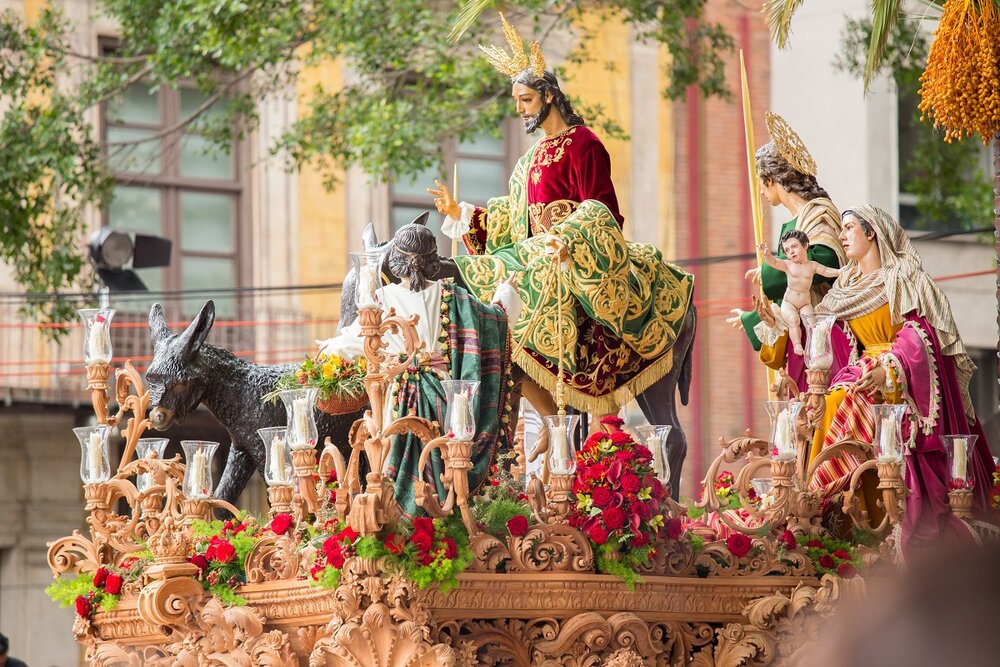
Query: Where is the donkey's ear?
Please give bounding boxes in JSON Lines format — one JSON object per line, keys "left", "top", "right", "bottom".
{"left": 411, "top": 211, "right": 429, "bottom": 226}
{"left": 148, "top": 303, "right": 171, "bottom": 343}
{"left": 362, "top": 223, "right": 379, "bottom": 251}
{"left": 176, "top": 300, "right": 215, "bottom": 362}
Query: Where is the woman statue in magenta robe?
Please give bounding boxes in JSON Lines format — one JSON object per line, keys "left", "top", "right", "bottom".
{"left": 787, "top": 205, "right": 993, "bottom": 551}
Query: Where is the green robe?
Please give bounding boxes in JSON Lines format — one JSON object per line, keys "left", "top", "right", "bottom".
{"left": 384, "top": 281, "right": 513, "bottom": 517}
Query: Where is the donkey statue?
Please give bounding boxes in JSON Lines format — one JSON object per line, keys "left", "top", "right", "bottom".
{"left": 340, "top": 217, "right": 697, "bottom": 499}
{"left": 145, "top": 301, "right": 362, "bottom": 503}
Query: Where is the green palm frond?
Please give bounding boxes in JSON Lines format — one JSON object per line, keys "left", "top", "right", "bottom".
{"left": 864, "top": 0, "right": 902, "bottom": 91}
{"left": 450, "top": 0, "right": 501, "bottom": 42}
{"left": 763, "top": 0, "right": 807, "bottom": 49}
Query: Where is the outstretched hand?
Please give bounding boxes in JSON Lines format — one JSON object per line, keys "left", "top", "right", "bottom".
{"left": 427, "top": 180, "right": 461, "bottom": 219}
{"left": 745, "top": 267, "right": 762, "bottom": 285}
{"left": 726, "top": 308, "right": 745, "bottom": 330}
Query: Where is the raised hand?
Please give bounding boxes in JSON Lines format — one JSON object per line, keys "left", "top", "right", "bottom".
{"left": 726, "top": 308, "right": 745, "bottom": 330}
{"left": 427, "top": 179, "right": 461, "bottom": 219}
{"left": 744, "top": 267, "right": 761, "bottom": 285}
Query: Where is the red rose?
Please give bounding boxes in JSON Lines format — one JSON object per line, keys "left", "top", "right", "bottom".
{"left": 322, "top": 535, "right": 340, "bottom": 554}
{"left": 832, "top": 549, "right": 851, "bottom": 561}
{"left": 836, "top": 563, "right": 857, "bottom": 579}
{"left": 586, "top": 462, "right": 607, "bottom": 481}
{"left": 602, "top": 507, "right": 626, "bottom": 530}
{"left": 326, "top": 547, "right": 345, "bottom": 569}
{"left": 599, "top": 415, "right": 625, "bottom": 429}
{"left": 270, "top": 513, "right": 294, "bottom": 536}
{"left": 413, "top": 517, "right": 435, "bottom": 536}
{"left": 725, "top": 533, "right": 752, "bottom": 558}
{"left": 213, "top": 540, "right": 236, "bottom": 563}
{"left": 588, "top": 524, "right": 609, "bottom": 545}
{"left": 807, "top": 539, "right": 823, "bottom": 549}
{"left": 591, "top": 486, "right": 614, "bottom": 509}
{"left": 104, "top": 573, "right": 123, "bottom": 595}
{"left": 384, "top": 533, "right": 406, "bottom": 555}
{"left": 189, "top": 554, "right": 209, "bottom": 572}
{"left": 75, "top": 595, "right": 92, "bottom": 618}
{"left": 609, "top": 431, "right": 631, "bottom": 446}
{"left": 635, "top": 500, "right": 652, "bottom": 519}
{"left": 507, "top": 515, "right": 529, "bottom": 537}
{"left": 410, "top": 531, "right": 434, "bottom": 553}
{"left": 629, "top": 532, "right": 650, "bottom": 548}
{"left": 93, "top": 567, "right": 110, "bottom": 588}
{"left": 440, "top": 537, "right": 458, "bottom": 559}
{"left": 666, "top": 517, "right": 685, "bottom": 540}
{"left": 818, "top": 554, "right": 836, "bottom": 569}
{"left": 780, "top": 530, "right": 797, "bottom": 551}
{"left": 620, "top": 473, "right": 641, "bottom": 493}
{"left": 338, "top": 526, "right": 359, "bottom": 544}
{"left": 650, "top": 478, "right": 665, "bottom": 500}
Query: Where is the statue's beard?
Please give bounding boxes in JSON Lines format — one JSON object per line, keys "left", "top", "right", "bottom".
{"left": 523, "top": 101, "right": 552, "bottom": 133}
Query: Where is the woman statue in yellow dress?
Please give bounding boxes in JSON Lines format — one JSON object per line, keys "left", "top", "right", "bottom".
{"left": 759, "top": 205, "right": 993, "bottom": 551}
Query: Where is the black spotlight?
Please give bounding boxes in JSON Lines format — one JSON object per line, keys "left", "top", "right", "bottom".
{"left": 87, "top": 228, "right": 172, "bottom": 292}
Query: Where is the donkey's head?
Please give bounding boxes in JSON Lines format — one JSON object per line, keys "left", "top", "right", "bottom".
{"left": 146, "top": 300, "right": 216, "bottom": 430}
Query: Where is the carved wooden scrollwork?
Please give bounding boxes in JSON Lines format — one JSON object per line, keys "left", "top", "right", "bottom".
{"left": 245, "top": 533, "right": 303, "bottom": 583}
{"left": 506, "top": 523, "right": 595, "bottom": 573}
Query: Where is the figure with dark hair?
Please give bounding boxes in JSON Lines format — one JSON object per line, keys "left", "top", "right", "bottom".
{"left": 317, "top": 222, "right": 520, "bottom": 516}
{"left": 757, "top": 230, "right": 840, "bottom": 355}
{"left": 791, "top": 206, "right": 992, "bottom": 552}
{"left": 727, "top": 113, "right": 845, "bottom": 386}
{"left": 0, "top": 632, "right": 28, "bottom": 667}
{"left": 428, "top": 15, "right": 693, "bottom": 418}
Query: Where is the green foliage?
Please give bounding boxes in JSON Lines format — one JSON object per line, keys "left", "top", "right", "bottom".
{"left": 45, "top": 572, "right": 97, "bottom": 608}
{"left": 835, "top": 16, "right": 993, "bottom": 232}
{"left": 208, "top": 583, "right": 247, "bottom": 606}
{"left": 2, "top": 1, "right": 735, "bottom": 326}
{"left": 311, "top": 564, "right": 342, "bottom": 589}
{"left": 689, "top": 533, "right": 705, "bottom": 554}
{"left": 594, "top": 542, "right": 654, "bottom": 590}
{"left": 477, "top": 497, "right": 531, "bottom": 536}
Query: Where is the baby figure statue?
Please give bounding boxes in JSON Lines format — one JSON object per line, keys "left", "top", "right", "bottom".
{"left": 758, "top": 229, "right": 841, "bottom": 355}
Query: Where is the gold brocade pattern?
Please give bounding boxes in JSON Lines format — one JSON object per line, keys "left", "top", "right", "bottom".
{"left": 529, "top": 131, "right": 574, "bottom": 185}
{"left": 529, "top": 199, "right": 578, "bottom": 234}
{"left": 455, "top": 133, "right": 695, "bottom": 412}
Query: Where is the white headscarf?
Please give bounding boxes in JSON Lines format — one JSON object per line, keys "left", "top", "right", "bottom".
{"left": 819, "top": 204, "right": 976, "bottom": 418}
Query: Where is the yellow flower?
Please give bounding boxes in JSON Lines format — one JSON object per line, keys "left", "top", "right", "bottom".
{"left": 357, "top": 357, "right": 367, "bottom": 371}
{"left": 322, "top": 362, "right": 335, "bottom": 379}
{"left": 327, "top": 354, "right": 343, "bottom": 368}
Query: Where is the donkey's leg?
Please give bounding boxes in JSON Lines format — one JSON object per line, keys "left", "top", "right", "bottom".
{"left": 636, "top": 369, "right": 687, "bottom": 501}
{"left": 215, "top": 442, "right": 260, "bottom": 508}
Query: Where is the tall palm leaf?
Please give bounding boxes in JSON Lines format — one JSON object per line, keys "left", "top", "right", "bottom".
{"left": 450, "top": 0, "right": 502, "bottom": 42}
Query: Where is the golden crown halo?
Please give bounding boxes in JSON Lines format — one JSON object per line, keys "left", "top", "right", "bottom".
{"left": 479, "top": 13, "right": 546, "bottom": 79}
{"left": 765, "top": 111, "right": 817, "bottom": 176}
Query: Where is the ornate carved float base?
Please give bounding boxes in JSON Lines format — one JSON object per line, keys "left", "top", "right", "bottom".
{"left": 80, "top": 571, "right": 852, "bottom": 666}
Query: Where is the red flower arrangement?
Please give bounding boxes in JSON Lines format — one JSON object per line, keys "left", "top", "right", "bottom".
{"left": 48, "top": 555, "right": 152, "bottom": 620}
{"left": 947, "top": 478, "right": 975, "bottom": 491}
{"left": 190, "top": 514, "right": 266, "bottom": 605}
{"left": 309, "top": 515, "right": 473, "bottom": 592}
{"left": 795, "top": 533, "right": 862, "bottom": 579}
{"left": 725, "top": 533, "right": 753, "bottom": 558}
{"left": 569, "top": 416, "right": 668, "bottom": 585}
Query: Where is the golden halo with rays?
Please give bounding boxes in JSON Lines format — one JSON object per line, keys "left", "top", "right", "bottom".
{"left": 765, "top": 111, "right": 817, "bottom": 177}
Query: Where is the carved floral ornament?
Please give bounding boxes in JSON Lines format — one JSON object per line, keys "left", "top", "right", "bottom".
{"left": 51, "top": 289, "right": 992, "bottom": 665}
